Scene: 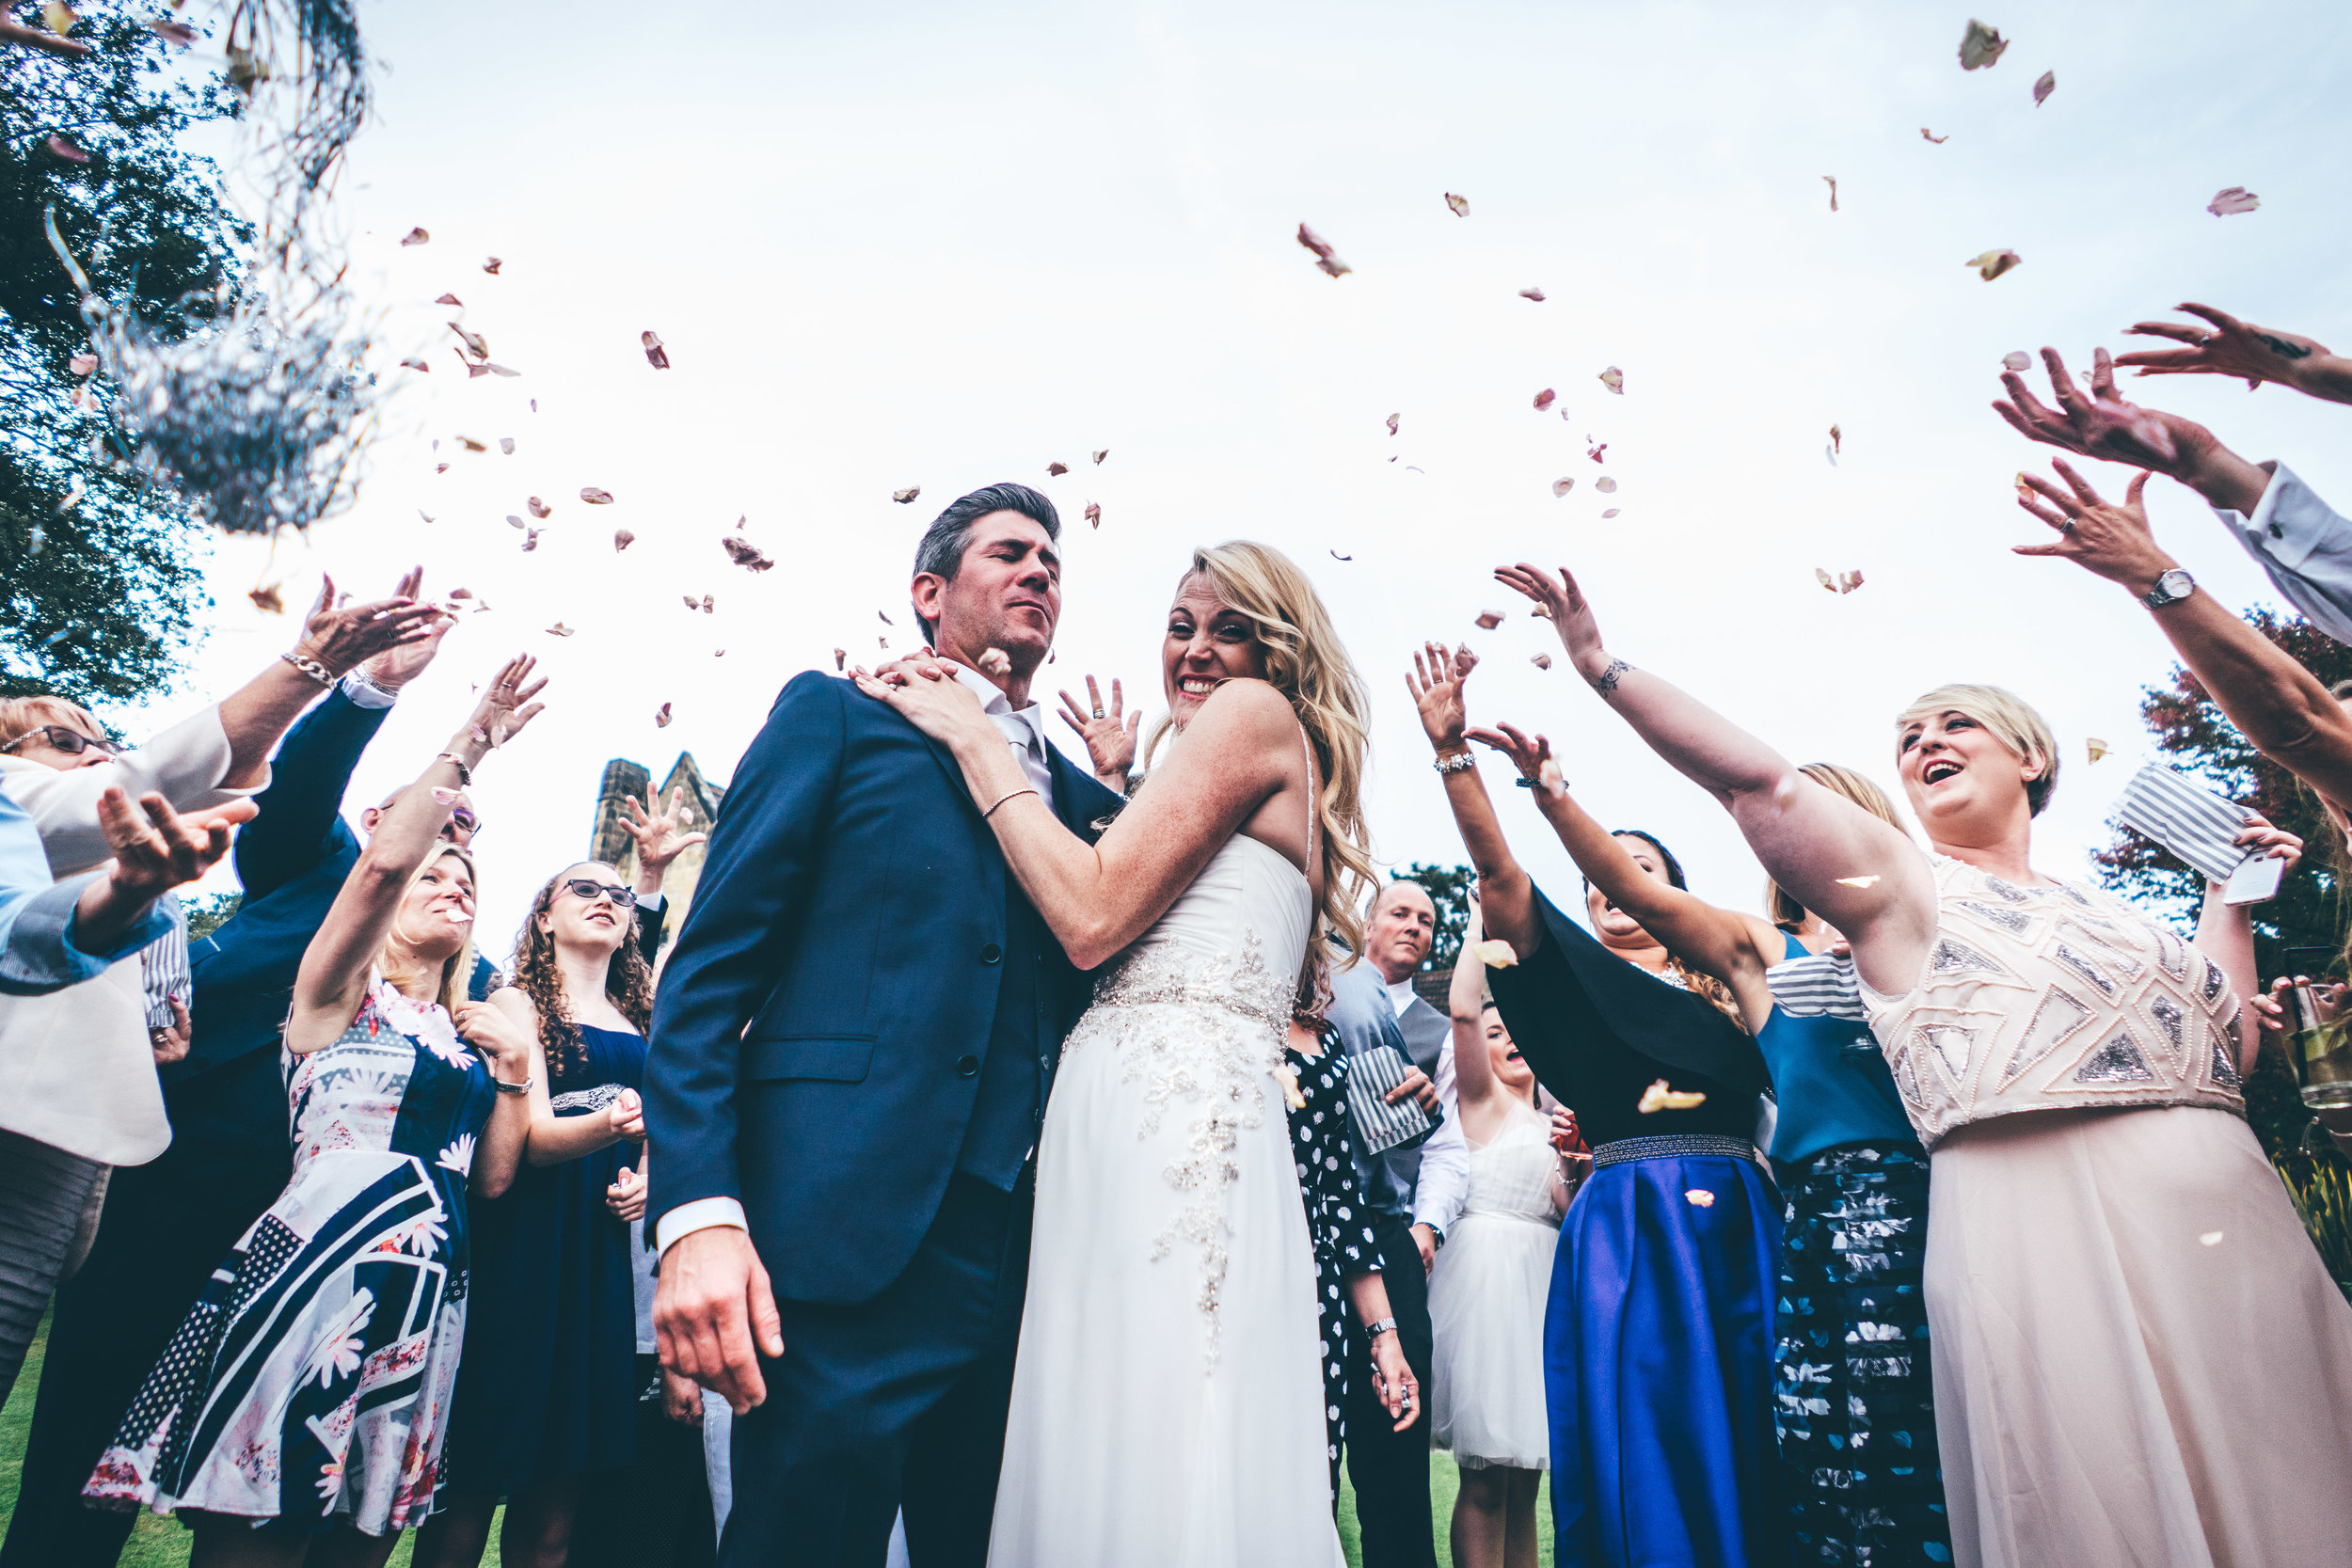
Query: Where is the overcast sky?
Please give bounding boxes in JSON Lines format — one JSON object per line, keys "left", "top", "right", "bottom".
{"left": 132, "top": 0, "right": 2352, "bottom": 960}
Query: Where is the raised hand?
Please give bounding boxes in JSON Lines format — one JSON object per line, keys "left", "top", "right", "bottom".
{"left": 294, "top": 573, "right": 448, "bottom": 679}
{"left": 1466, "top": 721, "right": 1557, "bottom": 790}
{"left": 1406, "top": 640, "right": 1475, "bottom": 753}
{"left": 2232, "top": 812, "right": 2303, "bottom": 876}
{"left": 2116, "top": 303, "right": 2339, "bottom": 396}
{"left": 1992, "top": 346, "right": 2215, "bottom": 476}
{"left": 463, "top": 653, "right": 550, "bottom": 751}
{"left": 357, "top": 566, "right": 454, "bottom": 692}
{"left": 1495, "top": 564, "right": 1609, "bottom": 677}
{"left": 1056, "top": 675, "right": 1141, "bottom": 790}
{"left": 97, "top": 787, "right": 255, "bottom": 903}
{"left": 2010, "top": 460, "right": 2174, "bottom": 594}
{"left": 623, "top": 785, "right": 708, "bottom": 879}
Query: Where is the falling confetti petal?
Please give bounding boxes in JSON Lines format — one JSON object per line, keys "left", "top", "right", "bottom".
{"left": 2087, "top": 737, "right": 2109, "bottom": 763}
{"left": 247, "top": 584, "right": 284, "bottom": 613}
{"left": 449, "top": 587, "right": 473, "bottom": 600}
{"left": 1475, "top": 610, "right": 1504, "bottom": 630}
{"left": 878, "top": 610, "right": 894, "bottom": 626}
{"left": 547, "top": 622, "right": 576, "bottom": 637}
{"left": 429, "top": 786, "right": 461, "bottom": 805}
{"left": 1823, "top": 175, "right": 1838, "bottom": 213}
{"left": 1841, "top": 570, "right": 1865, "bottom": 594}
{"left": 505, "top": 515, "right": 525, "bottom": 530}
{"left": 1588, "top": 442, "right": 1609, "bottom": 463}
{"left": 1329, "top": 549, "right": 1352, "bottom": 561}
{"left": 456, "top": 436, "right": 487, "bottom": 452}
{"left": 580, "top": 486, "right": 614, "bottom": 504}
{"left": 435, "top": 293, "right": 461, "bottom": 306}
{"left": 483, "top": 257, "right": 502, "bottom": 274}
{"left": 1639, "top": 1079, "right": 1708, "bottom": 1114}
{"left": 1552, "top": 478, "right": 1575, "bottom": 498}
{"left": 2206, "top": 186, "right": 2260, "bottom": 217}
{"left": 527, "top": 496, "right": 551, "bottom": 519}
{"left": 1046, "top": 462, "right": 1068, "bottom": 477}
{"left": 1921, "top": 128, "right": 1950, "bottom": 143}
{"left": 1598, "top": 366, "right": 1624, "bottom": 394}
{"left": 1385, "top": 412, "right": 1400, "bottom": 436}
{"left": 1836, "top": 875, "right": 1882, "bottom": 889}
{"left": 1829, "top": 424, "right": 1842, "bottom": 456}
{"left": 449, "top": 323, "right": 488, "bottom": 359}
{"left": 452, "top": 350, "right": 485, "bottom": 378}
{"left": 418, "top": 510, "right": 435, "bottom": 524}
{"left": 484, "top": 363, "right": 519, "bottom": 378}
{"left": 1531, "top": 653, "right": 1553, "bottom": 670}
{"left": 977, "top": 647, "right": 1012, "bottom": 676}
{"left": 713, "top": 649, "right": 725, "bottom": 657}
{"left": 1296, "top": 222, "right": 1351, "bottom": 278}
{"left": 1092, "top": 450, "right": 1107, "bottom": 465}
{"left": 834, "top": 648, "right": 847, "bottom": 671}
{"left": 2032, "top": 69, "right": 2056, "bottom": 105}
{"left": 1470, "top": 940, "right": 1518, "bottom": 969}
{"left": 642, "top": 330, "right": 669, "bottom": 369}
{"left": 435, "top": 463, "right": 450, "bottom": 474}
{"left": 1597, "top": 477, "right": 1618, "bottom": 493}
{"left": 1966, "top": 249, "right": 2023, "bottom": 281}
{"left": 520, "top": 528, "right": 542, "bottom": 552}
{"left": 148, "top": 18, "right": 195, "bottom": 46}
{"left": 1519, "top": 286, "right": 1546, "bottom": 302}
{"left": 1958, "top": 18, "right": 2009, "bottom": 70}
{"left": 400, "top": 227, "right": 430, "bottom": 246}
{"left": 1085, "top": 501, "right": 1101, "bottom": 529}
{"left": 398, "top": 356, "right": 428, "bottom": 372}
{"left": 1533, "top": 388, "right": 1556, "bottom": 412}
{"left": 42, "top": 132, "right": 88, "bottom": 163}
{"left": 68, "top": 352, "right": 95, "bottom": 376}
{"left": 893, "top": 487, "right": 920, "bottom": 503}
{"left": 1684, "top": 1189, "right": 1717, "bottom": 1208}
{"left": 655, "top": 703, "right": 673, "bottom": 728}
{"left": 498, "top": 437, "right": 515, "bottom": 455}
{"left": 613, "top": 528, "right": 635, "bottom": 551}
{"left": 722, "top": 534, "right": 774, "bottom": 572}
{"left": 2199, "top": 1230, "right": 2223, "bottom": 1246}
{"left": 2003, "top": 350, "right": 2032, "bottom": 372}
{"left": 1444, "top": 192, "right": 1470, "bottom": 217}
{"left": 1817, "top": 567, "right": 1836, "bottom": 591}
{"left": 1601, "top": 508, "right": 1620, "bottom": 518}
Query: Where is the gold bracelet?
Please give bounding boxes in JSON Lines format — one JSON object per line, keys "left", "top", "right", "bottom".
{"left": 982, "top": 785, "right": 1040, "bottom": 819}
{"left": 280, "top": 651, "right": 335, "bottom": 688}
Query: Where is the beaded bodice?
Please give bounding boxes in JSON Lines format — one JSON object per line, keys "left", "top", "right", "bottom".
{"left": 1859, "top": 855, "right": 2246, "bottom": 1148}
{"left": 1463, "top": 1105, "right": 1568, "bottom": 1227}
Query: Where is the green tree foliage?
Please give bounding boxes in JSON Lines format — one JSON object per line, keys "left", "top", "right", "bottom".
{"left": 1, "top": 3, "right": 247, "bottom": 705}
{"left": 2090, "top": 608, "right": 2352, "bottom": 1161}
{"left": 1394, "top": 863, "right": 1474, "bottom": 971}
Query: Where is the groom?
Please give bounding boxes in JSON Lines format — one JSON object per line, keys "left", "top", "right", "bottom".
{"left": 645, "top": 483, "right": 1127, "bottom": 1568}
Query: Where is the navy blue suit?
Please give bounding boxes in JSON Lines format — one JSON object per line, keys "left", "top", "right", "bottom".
{"left": 644, "top": 671, "right": 1121, "bottom": 1568}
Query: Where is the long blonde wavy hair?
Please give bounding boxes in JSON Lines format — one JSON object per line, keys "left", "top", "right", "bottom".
{"left": 1142, "top": 542, "right": 1376, "bottom": 1001}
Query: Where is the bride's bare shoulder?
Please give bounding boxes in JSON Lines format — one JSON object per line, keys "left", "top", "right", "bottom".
{"left": 1190, "top": 677, "right": 1300, "bottom": 745}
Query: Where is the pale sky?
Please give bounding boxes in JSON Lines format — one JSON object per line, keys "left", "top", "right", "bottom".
{"left": 129, "top": 0, "right": 2352, "bottom": 961}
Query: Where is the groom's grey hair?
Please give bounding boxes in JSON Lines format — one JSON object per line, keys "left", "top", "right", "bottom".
{"left": 911, "top": 483, "right": 1061, "bottom": 643}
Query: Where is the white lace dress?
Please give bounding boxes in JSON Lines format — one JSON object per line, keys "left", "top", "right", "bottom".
{"left": 987, "top": 832, "right": 1345, "bottom": 1567}
{"left": 1427, "top": 1102, "right": 1566, "bottom": 1470}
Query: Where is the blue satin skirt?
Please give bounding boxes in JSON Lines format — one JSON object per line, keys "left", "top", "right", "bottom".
{"left": 1548, "top": 1151, "right": 1784, "bottom": 1568}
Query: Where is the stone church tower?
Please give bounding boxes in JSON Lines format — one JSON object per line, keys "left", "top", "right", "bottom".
{"left": 586, "top": 752, "right": 726, "bottom": 959}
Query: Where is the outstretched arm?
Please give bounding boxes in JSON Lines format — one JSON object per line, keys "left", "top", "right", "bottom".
{"left": 1448, "top": 903, "right": 1502, "bottom": 1111}
{"left": 1468, "top": 722, "right": 1779, "bottom": 1032}
{"left": 2012, "top": 460, "right": 2352, "bottom": 811}
{"left": 2116, "top": 303, "right": 2352, "bottom": 407}
{"left": 1499, "top": 566, "right": 1938, "bottom": 997}
{"left": 1403, "top": 641, "right": 1540, "bottom": 958}
{"left": 1993, "top": 346, "right": 2269, "bottom": 515}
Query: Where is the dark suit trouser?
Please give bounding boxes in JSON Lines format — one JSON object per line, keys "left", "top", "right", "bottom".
{"left": 0, "top": 1131, "right": 288, "bottom": 1568}
{"left": 1345, "top": 1213, "right": 1439, "bottom": 1568}
{"left": 723, "top": 1170, "right": 1032, "bottom": 1568}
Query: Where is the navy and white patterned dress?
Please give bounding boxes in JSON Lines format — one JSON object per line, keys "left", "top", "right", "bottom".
{"left": 1283, "top": 1030, "right": 1383, "bottom": 1506}
{"left": 87, "top": 977, "right": 495, "bottom": 1535}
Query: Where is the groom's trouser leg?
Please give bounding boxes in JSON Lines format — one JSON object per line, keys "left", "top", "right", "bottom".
{"left": 721, "top": 1172, "right": 1028, "bottom": 1568}
{"left": 1346, "top": 1214, "right": 1439, "bottom": 1568}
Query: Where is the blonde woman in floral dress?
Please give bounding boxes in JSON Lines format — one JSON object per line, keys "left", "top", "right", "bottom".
{"left": 86, "top": 657, "right": 548, "bottom": 1568}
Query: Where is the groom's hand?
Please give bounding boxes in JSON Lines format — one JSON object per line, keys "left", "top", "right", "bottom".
{"left": 656, "top": 1226, "right": 786, "bottom": 1416}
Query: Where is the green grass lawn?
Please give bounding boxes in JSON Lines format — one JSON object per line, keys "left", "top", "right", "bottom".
{"left": 5, "top": 1314, "right": 1544, "bottom": 1567}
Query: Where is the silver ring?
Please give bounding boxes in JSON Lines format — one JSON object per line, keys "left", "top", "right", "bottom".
{"left": 1091, "top": 706, "right": 1105, "bottom": 721}
{"left": 2200, "top": 333, "right": 2215, "bottom": 346}
{"left": 2058, "top": 518, "right": 2075, "bottom": 533}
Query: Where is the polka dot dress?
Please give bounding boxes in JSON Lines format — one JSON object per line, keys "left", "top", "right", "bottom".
{"left": 1285, "top": 1028, "right": 1383, "bottom": 1507}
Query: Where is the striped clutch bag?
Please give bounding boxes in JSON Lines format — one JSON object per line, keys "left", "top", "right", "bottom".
{"left": 1345, "top": 1041, "right": 1438, "bottom": 1155}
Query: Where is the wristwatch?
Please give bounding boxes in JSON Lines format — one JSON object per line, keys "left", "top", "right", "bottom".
{"left": 1423, "top": 1223, "right": 1446, "bottom": 1251}
{"left": 490, "top": 1073, "right": 533, "bottom": 1096}
{"left": 2143, "top": 567, "right": 2195, "bottom": 610}
{"left": 1362, "top": 1316, "right": 1399, "bottom": 1339}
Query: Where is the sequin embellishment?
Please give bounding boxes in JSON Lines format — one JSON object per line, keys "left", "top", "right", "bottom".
{"left": 2148, "top": 996, "right": 2185, "bottom": 1065}
{"left": 1929, "top": 938, "right": 2004, "bottom": 976}
{"left": 1957, "top": 900, "right": 2030, "bottom": 934}
{"left": 1998, "top": 986, "right": 2093, "bottom": 1089}
{"left": 2052, "top": 943, "right": 2117, "bottom": 995}
{"left": 2074, "top": 1027, "right": 2156, "bottom": 1084}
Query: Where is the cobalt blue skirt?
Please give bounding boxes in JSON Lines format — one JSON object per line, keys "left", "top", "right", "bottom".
{"left": 1548, "top": 1137, "right": 1784, "bottom": 1568}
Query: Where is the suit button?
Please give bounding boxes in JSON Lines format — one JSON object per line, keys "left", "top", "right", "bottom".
{"left": 979, "top": 943, "right": 1003, "bottom": 965}
{"left": 956, "top": 1053, "right": 981, "bottom": 1077}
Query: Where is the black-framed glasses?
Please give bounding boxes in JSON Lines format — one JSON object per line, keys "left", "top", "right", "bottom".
{"left": 559, "top": 879, "right": 637, "bottom": 910}
{"left": 0, "top": 724, "right": 115, "bottom": 758}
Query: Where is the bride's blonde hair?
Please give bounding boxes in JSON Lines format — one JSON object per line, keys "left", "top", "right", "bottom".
{"left": 1143, "top": 542, "right": 1375, "bottom": 994}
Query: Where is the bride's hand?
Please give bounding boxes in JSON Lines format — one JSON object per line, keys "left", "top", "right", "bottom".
{"left": 852, "top": 654, "right": 997, "bottom": 752}
{"left": 1369, "top": 1329, "right": 1421, "bottom": 1432}
{"left": 1406, "top": 640, "right": 1476, "bottom": 753}
{"left": 1056, "top": 674, "right": 1141, "bottom": 789}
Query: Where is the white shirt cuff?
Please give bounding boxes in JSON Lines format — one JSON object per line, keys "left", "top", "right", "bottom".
{"left": 655, "top": 1196, "right": 746, "bottom": 1257}
{"left": 637, "top": 891, "right": 665, "bottom": 912}
{"left": 340, "top": 669, "right": 397, "bottom": 709}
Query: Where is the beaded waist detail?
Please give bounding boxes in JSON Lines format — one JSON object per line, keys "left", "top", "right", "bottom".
{"left": 1592, "top": 1132, "right": 1760, "bottom": 1168}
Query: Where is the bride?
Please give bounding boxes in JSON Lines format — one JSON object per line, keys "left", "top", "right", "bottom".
{"left": 856, "top": 540, "right": 1385, "bottom": 1565}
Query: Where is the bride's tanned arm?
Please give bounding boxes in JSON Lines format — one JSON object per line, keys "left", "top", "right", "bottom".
{"left": 857, "top": 664, "right": 1304, "bottom": 971}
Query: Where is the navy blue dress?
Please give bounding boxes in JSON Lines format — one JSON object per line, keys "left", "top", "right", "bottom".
{"left": 1486, "top": 890, "right": 1782, "bottom": 1568}
{"left": 444, "top": 1022, "right": 645, "bottom": 1494}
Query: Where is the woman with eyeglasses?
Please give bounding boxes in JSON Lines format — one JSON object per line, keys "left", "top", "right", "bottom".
{"left": 416, "top": 861, "right": 661, "bottom": 1568}
{"left": 85, "top": 656, "right": 548, "bottom": 1565}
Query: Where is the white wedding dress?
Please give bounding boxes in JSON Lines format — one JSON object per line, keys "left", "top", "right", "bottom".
{"left": 987, "top": 769, "right": 1345, "bottom": 1566}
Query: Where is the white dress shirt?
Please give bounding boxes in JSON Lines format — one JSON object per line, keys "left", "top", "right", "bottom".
{"left": 2210, "top": 462, "right": 2352, "bottom": 646}
{"left": 655, "top": 664, "right": 1057, "bottom": 1258}
{"left": 1381, "top": 974, "right": 1470, "bottom": 1236}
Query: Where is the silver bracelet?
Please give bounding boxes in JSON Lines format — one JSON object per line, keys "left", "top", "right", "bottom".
{"left": 1432, "top": 751, "right": 1475, "bottom": 774}
{"left": 490, "top": 1072, "right": 532, "bottom": 1097}
{"left": 982, "top": 785, "right": 1039, "bottom": 820}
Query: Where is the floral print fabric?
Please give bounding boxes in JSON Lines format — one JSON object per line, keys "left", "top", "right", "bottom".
{"left": 86, "top": 978, "right": 493, "bottom": 1535}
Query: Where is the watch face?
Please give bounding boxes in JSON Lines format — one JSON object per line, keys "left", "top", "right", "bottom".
{"left": 2157, "top": 569, "right": 2193, "bottom": 600}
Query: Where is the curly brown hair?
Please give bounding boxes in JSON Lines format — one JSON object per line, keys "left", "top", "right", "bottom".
{"left": 510, "top": 862, "right": 655, "bottom": 1083}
